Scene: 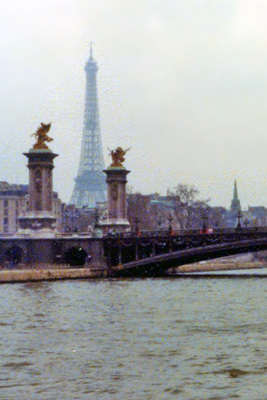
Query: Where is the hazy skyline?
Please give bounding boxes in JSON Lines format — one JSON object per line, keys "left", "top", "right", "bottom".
{"left": 1, "top": 0, "right": 267, "bottom": 208}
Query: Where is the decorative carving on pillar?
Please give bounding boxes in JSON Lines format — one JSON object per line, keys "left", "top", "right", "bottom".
{"left": 46, "top": 168, "right": 52, "bottom": 211}
{"left": 34, "top": 167, "right": 42, "bottom": 193}
{"left": 111, "top": 183, "right": 118, "bottom": 201}
{"left": 45, "top": 168, "right": 52, "bottom": 189}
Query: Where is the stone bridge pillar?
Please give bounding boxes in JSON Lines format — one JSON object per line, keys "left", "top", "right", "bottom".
{"left": 101, "top": 165, "right": 131, "bottom": 233}
{"left": 18, "top": 147, "right": 58, "bottom": 237}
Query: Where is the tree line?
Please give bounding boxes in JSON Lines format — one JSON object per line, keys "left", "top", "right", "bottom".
{"left": 127, "top": 184, "right": 227, "bottom": 231}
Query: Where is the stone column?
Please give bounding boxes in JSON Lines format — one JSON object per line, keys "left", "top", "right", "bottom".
{"left": 18, "top": 148, "right": 58, "bottom": 236}
{"left": 101, "top": 166, "right": 131, "bottom": 233}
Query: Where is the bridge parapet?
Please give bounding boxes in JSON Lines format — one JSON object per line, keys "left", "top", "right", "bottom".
{"left": 104, "top": 227, "right": 267, "bottom": 240}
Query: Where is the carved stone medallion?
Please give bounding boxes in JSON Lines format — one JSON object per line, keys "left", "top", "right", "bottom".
{"left": 111, "top": 183, "right": 118, "bottom": 201}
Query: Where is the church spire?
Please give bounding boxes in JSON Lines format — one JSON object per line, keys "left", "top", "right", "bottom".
{"left": 233, "top": 180, "right": 238, "bottom": 201}
{"left": 230, "top": 180, "right": 241, "bottom": 212}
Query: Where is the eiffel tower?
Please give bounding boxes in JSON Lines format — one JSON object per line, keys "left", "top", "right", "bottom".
{"left": 71, "top": 44, "right": 106, "bottom": 208}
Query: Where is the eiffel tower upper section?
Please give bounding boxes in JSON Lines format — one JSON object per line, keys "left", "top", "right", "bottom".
{"left": 71, "top": 45, "right": 106, "bottom": 208}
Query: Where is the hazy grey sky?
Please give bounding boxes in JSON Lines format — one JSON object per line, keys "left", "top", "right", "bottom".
{"left": 1, "top": 0, "right": 267, "bottom": 208}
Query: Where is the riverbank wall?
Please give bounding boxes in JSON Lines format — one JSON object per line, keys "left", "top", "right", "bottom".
{"left": 0, "top": 262, "right": 265, "bottom": 283}
{"left": 0, "top": 267, "right": 107, "bottom": 283}
{"left": 176, "top": 262, "right": 265, "bottom": 273}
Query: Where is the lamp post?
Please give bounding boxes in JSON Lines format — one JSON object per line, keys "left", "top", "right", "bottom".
{"left": 94, "top": 208, "right": 100, "bottom": 226}
{"left": 157, "top": 216, "right": 162, "bottom": 232}
{"left": 202, "top": 210, "right": 208, "bottom": 233}
{"left": 134, "top": 217, "right": 140, "bottom": 235}
{"left": 62, "top": 206, "right": 68, "bottom": 232}
{"left": 167, "top": 214, "right": 173, "bottom": 235}
{"left": 63, "top": 209, "right": 71, "bottom": 232}
{"left": 63, "top": 207, "right": 80, "bottom": 232}
{"left": 72, "top": 209, "right": 80, "bottom": 232}
{"left": 236, "top": 210, "right": 242, "bottom": 230}
{"left": 244, "top": 218, "right": 249, "bottom": 228}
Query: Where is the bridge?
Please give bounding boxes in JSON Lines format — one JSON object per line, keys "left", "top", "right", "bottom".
{"left": 1, "top": 227, "right": 266, "bottom": 275}
{"left": 103, "top": 228, "right": 267, "bottom": 276}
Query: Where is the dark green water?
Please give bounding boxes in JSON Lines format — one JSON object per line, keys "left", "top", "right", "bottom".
{"left": 0, "top": 276, "right": 266, "bottom": 399}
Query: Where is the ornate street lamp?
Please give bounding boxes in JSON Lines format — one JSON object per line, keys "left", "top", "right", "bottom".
{"left": 167, "top": 214, "right": 173, "bottom": 235}
{"left": 63, "top": 206, "right": 80, "bottom": 232}
{"left": 72, "top": 209, "right": 80, "bottom": 232}
{"left": 243, "top": 218, "right": 249, "bottom": 228}
{"left": 157, "top": 216, "right": 163, "bottom": 231}
{"left": 94, "top": 208, "right": 100, "bottom": 226}
{"left": 202, "top": 210, "right": 208, "bottom": 233}
{"left": 63, "top": 208, "right": 71, "bottom": 232}
{"left": 236, "top": 210, "right": 242, "bottom": 230}
{"left": 134, "top": 217, "right": 140, "bottom": 235}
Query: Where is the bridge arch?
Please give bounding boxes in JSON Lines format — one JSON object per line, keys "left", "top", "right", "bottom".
{"left": 64, "top": 247, "right": 88, "bottom": 267}
{"left": 5, "top": 245, "right": 24, "bottom": 266}
{"left": 113, "top": 237, "right": 267, "bottom": 276}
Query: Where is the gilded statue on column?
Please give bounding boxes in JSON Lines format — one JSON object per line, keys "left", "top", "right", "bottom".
{"left": 32, "top": 123, "right": 53, "bottom": 149}
{"left": 108, "top": 147, "right": 130, "bottom": 167}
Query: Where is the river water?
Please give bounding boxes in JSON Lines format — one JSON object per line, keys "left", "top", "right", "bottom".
{"left": 0, "top": 273, "right": 267, "bottom": 399}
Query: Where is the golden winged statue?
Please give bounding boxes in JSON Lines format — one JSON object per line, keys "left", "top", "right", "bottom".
{"left": 108, "top": 147, "right": 130, "bottom": 167}
{"left": 32, "top": 123, "right": 53, "bottom": 149}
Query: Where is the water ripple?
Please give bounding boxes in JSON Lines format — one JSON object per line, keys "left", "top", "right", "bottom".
{"left": 0, "top": 278, "right": 266, "bottom": 399}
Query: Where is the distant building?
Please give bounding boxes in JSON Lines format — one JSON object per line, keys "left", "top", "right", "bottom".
{"left": 126, "top": 181, "right": 267, "bottom": 232}
{"left": 0, "top": 182, "right": 62, "bottom": 234}
{"left": 245, "top": 206, "right": 267, "bottom": 227}
{"left": 0, "top": 182, "right": 28, "bottom": 234}
{"left": 149, "top": 193, "right": 179, "bottom": 229}
{"left": 61, "top": 201, "right": 108, "bottom": 234}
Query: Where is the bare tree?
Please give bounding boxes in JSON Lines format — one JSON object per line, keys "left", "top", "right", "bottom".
{"left": 208, "top": 207, "right": 227, "bottom": 228}
{"left": 169, "top": 184, "right": 209, "bottom": 230}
